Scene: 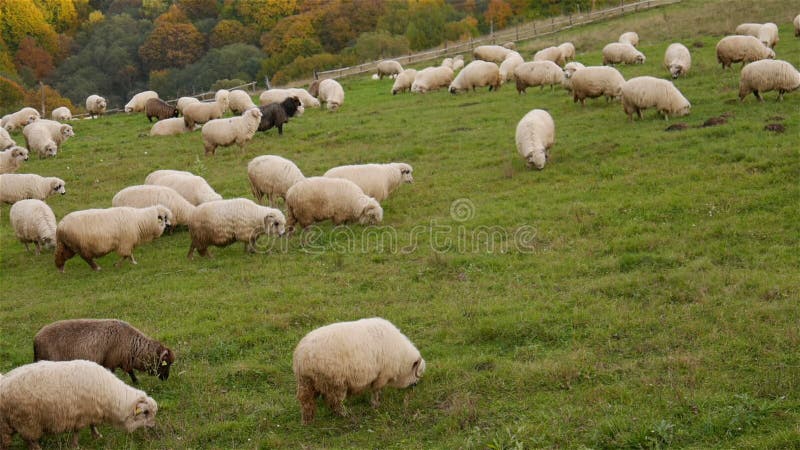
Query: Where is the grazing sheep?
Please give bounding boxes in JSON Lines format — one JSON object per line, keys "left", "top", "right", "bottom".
{"left": 23, "top": 119, "right": 74, "bottom": 158}
{"left": 452, "top": 55, "right": 465, "bottom": 72}
{"left": 9, "top": 199, "right": 56, "bottom": 254}
{"left": 85, "top": 95, "right": 107, "bottom": 118}
{"left": 602, "top": 43, "right": 645, "bottom": 65}
{"left": 664, "top": 43, "right": 692, "bottom": 78}
{"left": 144, "top": 170, "right": 222, "bottom": 205}
{"left": 124, "top": 91, "right": 158, "bottom": 113}
{"left": 112, "top": 185, "right": 197, "bottom": 227}
{"left": 308, "top": 80, "right": 321, "bottom": 97}
{"left": 50, "top": 106, "right": 71, "bottom": 121}
{"left": 391, "top": 69, "right": 417, "bottom": 95}
{"left": 145, "top": 98, "right": 179, "bottom": 122}
{"left": 569, "top": 66, "right": 626, "bottom": 105}
{"left": 516, "top": 109, "right": 555, "bottom": 170}
{"left": 323, "top": 163, "right": 413, "bottom": 202}
{"left": 54, "top": 205, "right": 172, "bottom": 272}
{"left": 187, "top": 198, "right": 286, "bottom": 258}
{"left": 0, "top": 146, "right": 28, "bottom": 174}
{"left": 716, "top": 35, "right": 775, "bottom": 69}
{"left": 182, "top": 97, "right": 229, "bottom": 128}
{"left": 739, "top": 59, "right": 800, "bottom": 101}
{"left": 795, "top": 15, "right": 800, "bottom": 37}
{"left": 411, "top": 66, "right": 455, "bottom": 93}
{"left": 201, "top": 107, "right": 262, "bottom": 156}
{"left": 2, "top": 107, "right": 40, "bottom": 132}
{"left": 214, "top": 89, "right": 230, "bottom": 114}
{"left": 293, "top": 317, "right": 425, "bottom": 424}
{"left": 376, "top": 60, "right": 403, "bottom": 79}
{"left": 150, "top": 117, "right": 196, "bottom": 136}
{"left": 735, "top": 23, "right": 762, "bottom": 36}
{"left": 228, "top": 89, "right": 257, "bottom": 114}
{"left": 561, "top": 61, "right": 586, "bottom": 92}
{"left": 533, "top": 46, "right": 567, "bottom": 67}
{"left": 176, "top": 96, "right": 200, "bottom": 114}
{"left": 0, "top": 127, "right": 15, "bottom": 150}
{"left": 619, "top": 31, "right": 640, "bottom": 47}
{"left": 285, "top": 177, "right": 383, "bottom": 231}
{"left": 259, "top": 88, "right": 321, "bottom": 108}
{"left": 502, "top": 41, "right": 516, "bottom": 50}
{"left": 499, "top": 52, "right": 525, "bottom": 83}
{"left": 558, "top": 42, "right": 576, "bottom": 61}
{"left": 440, "top": 57, "right": 454, "bottom": 69}
{"left": 449, "top": 60, "right": 501, "bottom": 93}
{"left": 0, "top": 360, "right": 157, "bottom": 450}
{"left": 34, "top": 319, "right": 175, "bottom": 384}
{"left": 318, "top": 79, "right": 345, "bottom": 111}
{"left": 621, "top": 76, "right": 691, "bottom": 121}
{"left": 472, "top": 45, "right": 512, "bottom": 63}
{"left": 247, "top": 155, "right": 306, "bottom": 207}
{"left": 757, "top": 22, "right": 779, "bottom": 48}
{"left": 259, "top": 96, "right": 303, "bottom": 135}
{"left": 0, "top": 173, "right": 65, "bottom": 204}
{"left": 514, "top": 61, "right": 564, "bottom": 93}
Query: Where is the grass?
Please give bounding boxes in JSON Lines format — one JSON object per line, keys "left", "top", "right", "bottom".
{"left": 1, "top": 1, "right": 799, "bottom": 448}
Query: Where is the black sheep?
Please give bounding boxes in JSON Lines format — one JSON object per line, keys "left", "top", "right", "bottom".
{"left": 258, "top": 96, "right": 302, "bottom": 135}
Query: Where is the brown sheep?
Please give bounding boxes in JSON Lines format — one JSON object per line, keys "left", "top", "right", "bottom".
{"left": 145, "top": 98, "right": 179, "bottom": 122}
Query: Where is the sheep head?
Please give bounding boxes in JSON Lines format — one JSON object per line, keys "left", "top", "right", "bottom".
{"left": 43, "top": 142, "right": 57, "bottom": 158}
{"left": 390, "top": 356, "right": 426, "bottom": 389}
{"left": 263, "top": 210, "right": 286, "bottom": 236}
{"left": 12, "top": 146, "right": 28, "bottom": 161}
{"left": 49, "top": 178, "right": 66, "bottom": 195}
{"left": 359, "top": 197, "right": 383, "bottom": 225}
{"left": 124, "top": 396, "right": 158, "bottom": 432}
{"left": 156, "top": 348, "right": 175, "bottom": 380}
{"left": 396, "top": 163, "right": 414, "bottom": 183}
{"left": 61, "top": 125, "right": 75, "bottom": 138}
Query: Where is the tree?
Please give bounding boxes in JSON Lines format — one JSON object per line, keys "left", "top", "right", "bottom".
{"left": 36, "top": 0, "right": 79, "bottom": 33}
{"left": 0, "top": 76, "right": 26, "bottom": 112}
{"left": 230, "top": 0, "right": 297, "bottom": 32}
{"left": 353, "top": 31, "right": 409, "bottom": 61}
{"left": 0, "top": 0, "right": 59, "bottom": 53}
{"left": 154, "top": 4, "right": 189, "bottom": 24}
{"left": 259, "top": 14, "right": 316, "bottom": 55}
{"left": 484, "top": 0, "right": 513, "bottom": 29}
{"left": 210, "top": 19, "right": 258, "bottom": 48}
{"left": 178, "top": 0, "right": 218, "bottom": 19}
{"left": 14, "top": 36, "right": 54, "bottom": 80}
{"left": 138, "top": 22, "right": 205, "bottom": 71}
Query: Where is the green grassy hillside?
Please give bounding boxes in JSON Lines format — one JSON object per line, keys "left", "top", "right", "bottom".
{"left": 1, "top": 1, "right": 799, "bottom": 448}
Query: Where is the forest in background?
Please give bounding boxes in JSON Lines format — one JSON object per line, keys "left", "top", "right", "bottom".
{"left": 0, "top": 0, "right": 618, "bottom": 112}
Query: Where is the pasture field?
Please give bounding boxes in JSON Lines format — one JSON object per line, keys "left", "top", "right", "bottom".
{"left": 1, "top": 1, "right": 799, "bottom": 448}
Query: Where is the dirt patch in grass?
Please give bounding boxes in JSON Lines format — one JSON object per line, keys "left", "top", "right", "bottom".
{"left": 702, "top": 116, "right": 727, "bottom": 127}
{"left": 665, "top": 123, "right": 689, "bottom": 132}
{"left": 764, "top": 123, "right": 785, "bottom": 133}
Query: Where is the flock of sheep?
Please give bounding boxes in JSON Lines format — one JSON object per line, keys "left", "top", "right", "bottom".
{"left": 1, "top": 11, "right": 799, "bottom": 449}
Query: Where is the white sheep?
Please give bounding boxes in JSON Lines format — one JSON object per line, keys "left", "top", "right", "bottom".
{"left": 619, "top": 31, "right": 640, "bottom": 47}
{"left": 502, "top": 41, "right": 516, "bottom": 50}
{"left": 214, "top": 89, "right": 230, "bottom": 114}
{"left": 285, "top": 177, "right": 383, "bottom": 231}
{"left": 50, "top": 106, "right": 71, "bottom": 121}
{"left": 176, "top": 96, "right": 200, "bottom": 114}
{"left": 85, "top": 95, "right": 107, "bottom": 118}
{"left": 391, "top": 69, "right": 417, "bottom": 95}
{"left": 533, "top": 46, "right": 566, "bottom": 67}
{"left": 228, "top": 90, "right": 257, "bottom": 114}
{"left": 55, "top": 205, "right": 172, "bottom": 271}
{"left": 569, "top": 66, "right": 626, "bottom": 105}
{"left": 23, "top": 119, "right": 74, "bottom": 158}
{"left": 259, "top": 88, "right": 321, "bottom": 108}
{"left": 757, "top": 22, "right": 779, "bottom": 48}
{"left": 201, "top": 107, "right": 262, "bottom": 156}
{"left": 516, "top": 109, "right": 555, "bottom": 170}
{"left": 0, "top": 127, "right": 15, "bottom": 150}
{"left": 317, "top": 79, "right": 345, "bottom": 111}
{"left": 449, "top": 60, "right": 501, "bottom": 93}
{"left": 452, "top": 55, "right": 465, "bottom": 72}
{"left": 323, "top": 163, "right": 413, "bottom": 202}
{"left": 2, "top": 107, "right": 40, "bottom": 132}
{"left": 514, "top": 61, "right": 564, "bottom": 93}
{"left": 0, "top": 146, "right": 28, "bottom": 174}
{"left": 0, "top": 360, "right": 157, "bottom": 449}
{"left": 124, "top": 91, "right": 158, "bottom": 113}
{"left": 112, "top": 185, "right": 197, "bottom": 227}
{"left": 150, "top": 117, "right": 196, "bottom": 136}
{"left": 561, "top": 61, "right": 586, "bottom": 92}
{"left": 247, "top": 155, "right": 306, "bottom": 207}
{"left": 144, "top": 169, "right": 222, "bottom": 205}
{"left": 472, "top": 45, "right": 512, "bottom": 63}
{"left": 9, "top": 199, "right": 56, "bottom": 254}
{"left": 621, "top": 76, "right": 691, "bottom": 121}
{"left": 499, "top": 52, "right": 524, "bottom": 83}
{"left": 794, "top": 15, "right": 800, "bottom": 37}
{"left": 411, "top": 66, "right": 455, "bottom": 93}
{"left": 602, "top": 43, "right": 645, "bottom": 65}
{"left": 376, "top": 60, "right": 403, "bottom": 79}
{"left": 182, "top": 97, "right": 229, "bottom": 128}
{"left": 440, "top": 57, "right": 454, "bottom": 69}
{"left": 716, "top": 35, "right": 775, "bottom": 69}
{"left": 664, "top": 43, "right": 692, "bottom": 78}
{"left": 187, "top": 198, "right": 286, "bottom": 258}
{"left": 293, "top": 317, "right": 425, "bottom": 424}
{"left": 739, "top": 59, "right": 800, "bottom": 101}
{"left": 0, "top": 173, "right": 65, "bottom": 204}
{"left": 558, "top": 42, "right": 576, "bottom": 61}
{"left": 735, "top": 23, "right": 762, "bottom": 36}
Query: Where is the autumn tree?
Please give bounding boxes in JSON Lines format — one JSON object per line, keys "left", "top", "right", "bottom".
{"left": 0, "top": 76, "right": 26, "bottom": 112}
{"left": 139, "top": 22, "right": 205, "bottom": 71}
{"left": 225, "top": 0, "right": 297, "bottom": 32}
{"left": 444, "top": 16, "right": 478, "bottom": 42}
{"left": 260, "top": 14, "right": 316, "bottom": 56}
{"left": 14, "top": 37, "right": 54, "bottom": 80}
{"left": 484, "top": 0, "right": 513, "bottom": 29}
{"left": 353, "top": 31, "right": 409, "bottom": 61}
{"left": 36, "top": 0, "right": 79, "bottom": 33}
{"left": 155, "top": 4, "right": 190, "bottom": 24}
{"left": 210, "top": 19, "right": 258, "bottom": 48}
{"left": 178, "top": 0, "right": 219, "bottom": 19}
{"left": 0, "top": 0, "right": 58, "bottom": 53}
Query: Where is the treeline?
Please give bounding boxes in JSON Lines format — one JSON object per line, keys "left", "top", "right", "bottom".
{"left": 0, "top": 0, "right": 619, "bottom": 112}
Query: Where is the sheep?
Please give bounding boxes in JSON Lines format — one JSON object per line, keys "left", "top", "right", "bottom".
{"left": 561, "top": 61, "right": 586, "bottom": 92}
{"left": 293, "top": 317, "right": 425, "bottom": 424}
{"left": 9, "top": 199, "right": 56, "bottom": 254}
{"left": 1, "top": 107, "right": 40, "bottom": 132}
{"left": 201, "top": 107, "right": 262, "bottom": 156}
{"left": 176, "top": 96, "right": 200, "bottom": 113}
{"left": 285, "top": 177, "right": 383, "bottom": 231}
{"left": 795, "top": 14, "right": 800, "bottom": 37}
{"left": 558, "top": 42, "right": 576, "bottom": 61}
{"left": 247, "top": 155, "right": 306, "bottom": 207}
{"left": 259, "top": 88, "right": 321, "bottom": 108}
{"left": 259, "top": 96, "right": 303, "bottom": 135}
{"left": 621, "top": 76, "right": 691, "bottom": 121}
{"left": 182, "top": 97, "right": 229, "bottom": 128}
{"left": 619, "top": 31, "right": 640, "bottom": 47}
{"left": 150, "top": 117, "right": 196, "bottom": 136}
{"left": 738, "top": 59, "right": 800, "bottom": 101}
{"left": 228, "top": 89, "right": 257, "bottom": 114}
{"left": 735, "top": 23, "right": 762, "bottom": 36}
{"left": 410, "top": 66, "right": 454, "bottom": 93}
{"left": 441, "top": 57, "right": 454, "bottom": 69}
{"left": 499, "top": 52, "right": 525, "bottom": 83}
{"left": 514, "top": 61, "right": 564, "bottom": 93}
{"left": 371, "top": 73, "right": 380, "bottom": 80}
{"left": 472, "top": 45, "right": 512, "bottom": 63}
{"left": 85, "top": 95, "right": 107, "bottom": 118}
{"left": 323, "top": 163, "right": 413, "bottom": 202}
{"left": 376, "top": 60, "right": 403, "bottom": 79}
{"left": 308, "top": 80, "right": 321, "bottom": 97}
{"left": 317, "top": 79, "right": 345, "bottom": 111}
{"left": 112, "top": 185, "right": 197, "bottom": 227}
{"left": 124, "top": 90, "right": 158, "bottom": 113}
{"left": 0, "top": 173, "right": 65, "bottom": 204}
{"left": 215, "top": 89, "right": 230, "bottom": 114}
{"left": 664, "top": 43, "right": 692, "bottom": 78}
{"left": 0, "top": 360, "right": 157, "bottom": 450}
{"left": 602, "top": 43, "right": 645, "bottom": 65}
{"left": 449, "top": 60, "right": 501, "bottom": 94}
{"left": 145, "top": 98, "right": 179, "bottom": 122}
{"left": 757, "top": 22, "right": 779, "bottom": 48}
{"left": 50, "top": 106, "right": 71, "bottom": 121}
{"left": 533, "top": 46, "right": 566, "bottom": 67}
{"left": 516, "top": 109, "right": 555, "bottom": 170}
{"left": 716, "top": 35, "right": 775, "bottom": 69}
{"left": 22, "top": 119, "right": 74, "bottom": 158}
{"left": 186, "top": 198, "right": 286, "bottom": 258}
{"left": 391, "top": 69, "right": 417, "bottom": 95}
{"left": 33, "top": 319, "right": 175, "bottom": 384}
{"left": 0, "top": 127, "right": 15, "bottom": 150}
{"left": 569, "top": 66, "right": 626, "bottom": 105}
{"left": 144, "top": 170, "right": 222, "bottom": 205}
{"left": 452, "top": 55, "right": 465, "bottom": 72}
{"left": 0, "top": 146, "right": 28, "bottom": 174}
{"left": 54, "top": 205, "right": 172, "bottom": 272}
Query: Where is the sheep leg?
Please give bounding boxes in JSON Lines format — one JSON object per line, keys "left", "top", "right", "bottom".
{"left": 80, "top": 255, "right": 100, "bottom": 271}
{"left": 777, "top": 90, "right": 784, "bottom": 102}
{"left": 34, "top": 241, "right": 41, "bottom": 255}
{"left": 324, "top": 388, "right": 348, "bottom": 417}
{"left": 278, "top": 124, "right": 283, "bottom": 135}
{"left": 297, "top": 379, "right": 318, "bottom": 424}
{"left": 370, "top": 390, "right": 382, "bottom": 408}
{"left": 25, "top": 440, "right": 42, "bottom": 450}
{"left": 70, "top": 430, "right": 80, "bottom": 447}
{"left": 128, "top": 370, "right": 139, "bottom": 384}
{"left": 114, "top": 255, "right": 136, "bottom": 267}
{"left": 90, "top": 425, "right": 102, "bottom": 439}
{"left": 23, "top": 241, "right": 31, "bottom": 253}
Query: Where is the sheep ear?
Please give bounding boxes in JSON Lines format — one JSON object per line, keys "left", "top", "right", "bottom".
{"left": 412, "top": 358, "right": 423, "bottom": 377}
{"left": 159, "top": 349, "right": 170, "bottom": 363}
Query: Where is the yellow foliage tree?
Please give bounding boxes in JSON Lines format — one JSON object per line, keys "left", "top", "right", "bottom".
{"left": 234, "top": 0, "right": 297, "bottom": 31}
{"left": 34, "top": 0, "right": 79, "bottom": 33}
{"left": 0, "top": 0, "right": 58, "bottom": 53}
